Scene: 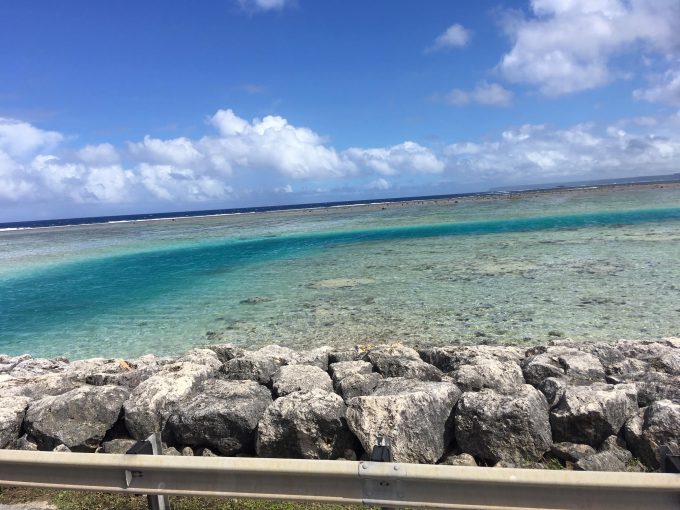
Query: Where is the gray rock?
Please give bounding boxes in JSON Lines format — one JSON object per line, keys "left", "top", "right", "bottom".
{"left": 364, "top": 345, "right": 442, "bottom": 381}
{"left": 550, "top": 383, "right": 638, "bottom": 446}
{"left": 53, "top": 444, "right": 71, "bottom": 453}
{"left": 163, "top": 446, "right": 182, "bottom": 456}
{"left": 256, "top": 389, "right": 355, "bottom": 459}
{"left": 419, "top": 345, "right": 524, "bottom": 373}
{"left": 181, "top": 446, "right": 194, "bottom": 456}
{"left": 622, "top": 371, "right": 680, "bottom": 406}
{"left": 6, "top": 434, "right": 38, "bottom": 451}
{"left": 0, "top": 373, "right": 81, "bottom": 400}
{"left": 124, "top": 361, "right": 218, "bottom": 439}
{"left": 455, "top": 385, "right": 552, "bottom": 465}
{"left": 449, "top": 357, "right": 524, "bottom": 394}
{"left": 538, "top": 377, "right": 567, "bottom": 407}
{"left": 336, "top": 372, "right": 383, "bottom": 401}
{"left": 221, "top": 345, "right": 295, "bottom": 384}
{"left": 0, "top": 396, "right": 30, "bottom": 448}
{"left": 176, "top": 349, "right": 223, "bottom": 370}
{"left": 346, "top": 378, "right": 461, "bottom": 464}
{"left": 101, "top": 438, "right": 137, "bottom": 454}
{"left": 574, "top": 436, "right": 631, "bottom": 472}
{"left": 24, "top": 385, "right": 129, "bottom": 451}
{"left": 522, "top": 347, "right": 605, "bottom": 386}
{"left": 272, "top": 365, "right": 333, "bottom": 398}
{"left": 201, "top": 447, "right": 217, "bottom": 457}
{"left": 624, "top": 400, "right": 680, "bottom": 469}
{"left": 614, "top": 340, "right": 680, "bottom": 375}
{"left": 329, "top": 348, "right": 363, "bottom": 364}
{"left": 329, "top": 361, "right": 373, "bottom": 385}
{"left": 550, "top": 442, "right": 596, "bottom": 463}
{"left": 164, "top": 379, "right": 272, "bottom": 455}
{"left": 206, "top": 343, "right": 244, "bottom": 363}
{"left": 438, "top": 452, "right": 477, "bottom": 466}
{"left": 294, "top": 346, "right": 333, "bottom": 371}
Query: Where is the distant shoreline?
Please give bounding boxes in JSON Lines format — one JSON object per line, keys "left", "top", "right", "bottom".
{"left": 2, "top": 180, "right": 679, "bottom": 233}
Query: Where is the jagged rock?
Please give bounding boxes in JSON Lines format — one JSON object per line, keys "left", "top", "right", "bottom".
{"left": 124, "top": 361, "right": 218, "bottom": 439}
{"left": 455, "top": 385, "right": 552, "bottom": 465}
{"left": 181, "top": 446, "right": 194, "bottom": 456}
{"left": 329, "top": 348, "right": 364, "bottom": 364}
{"left": 439, "top": 452, "right": 477, "bottom": 466}
{"left": 25, "top": 385, "right": 129, "bottom": 451}
{"left": 346, "top": 378, "right": 461, "bottom": 464}
{"left": 221, "top": 345, "right": 295, "bottom": 384}
{"left": 163, "top": 446, "right": 182, "bottom": 456}
{"left": 538, "top": 377, "right": 567, "bottom": 407}
{"left": 550, "top": 442, "right": 596, "bottom": 463}
{"left": 620, "top": 371, "right": 680, "bottom": 406}
{"left": 101, "top": 438, "right": 137, "bottom": 454}
{"left": 53, "top": 444, "right": 71, "bottom": 453}
{"left": 294, "top": 346, "right": 333, "bottom": 371}
{"left": 449, "top": 357, "right": 524, "bottom": 394}
{"left": 337, "top": 372, "right": 383, "bottom": 401}
{"left": 330, "top": 361, "right": 374, "bottom": 384}
{"left": 522, "top": 347, "right": 605, "bottom": 386}
{"left": 419, "top": 345, "right": 524, "bottom": 373}
{"left": 574, "top": 436, "right": 632, "bottom": 471}
{"left": 6, "top": 434, "right": 37, "bottom": 451}
{"left": 550, "top": 383, "right": 638, "bottom": 446}
{"left": 164, "top": 379, "right": 272, "bottom": 455}
{"left": 0, "top": 396, "right": 30, "bottom": 448}
{"left": 272, "top": 364, "right": 333, "bottom": 398}
{"left": 176, "top": 349, "right": 223, "bottom": 370}
{"left": 624, "top": 400, "right": 680, "bottom": 469}
{"left": 0, "top": 373, "right": 81, "bottom": 400}
{"left": 330, "top": 361, "right": 382, "bottom": 401}
{"left": 364, "top": 345, "right": 442, "bottom": 381}
{"left": 614, "top": 340, "right": 680, "bottom": 375}
{"left": 256, "top": 389, "right": 355, "bottom": 459}
{"left": 200, "top": 447, "right": 217, "bottom": 457}
{"left": 206, "top": 343, "right": 244, "bottom": 363}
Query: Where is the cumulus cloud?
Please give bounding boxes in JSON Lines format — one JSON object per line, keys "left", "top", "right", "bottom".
{"left": 345, "top": 141, "right": 444, "bottom": 176}
{"left": 428, "top": 23, "right": 471, "bottom": 52}
{"left": 0, "top": 118, "right": 62, "bottom": 158}
{"left": 499, "top": 0, "right": 680, "bottom": 96}
{"left": 444, "top": 82, "right": 513, "bottom": 106}
{"left": 444, "top": 119, "right": 680, "bottom": 183}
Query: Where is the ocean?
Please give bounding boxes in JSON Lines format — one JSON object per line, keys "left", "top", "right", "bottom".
{"left": 1, "top": 183, "right": 679, "bottom": 359}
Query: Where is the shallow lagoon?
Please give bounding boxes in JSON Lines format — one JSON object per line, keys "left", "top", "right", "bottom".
{"left": 1, "top": 184, "right": 679, "bottom": 359}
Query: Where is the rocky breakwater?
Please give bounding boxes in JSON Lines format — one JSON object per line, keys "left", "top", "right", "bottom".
{"left": 1, "top": 338, "right": 679, "bottom": 471}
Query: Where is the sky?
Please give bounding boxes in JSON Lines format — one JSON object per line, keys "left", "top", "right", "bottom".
{"left": 1, "top": 0, "right": 680, "bottom": 221}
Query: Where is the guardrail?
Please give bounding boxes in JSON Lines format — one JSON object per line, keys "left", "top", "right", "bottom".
{"left": 0, "top": 450, "right": 678, "bottom": 509}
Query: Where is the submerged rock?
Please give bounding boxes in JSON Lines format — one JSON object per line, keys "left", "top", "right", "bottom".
{"left": 550, "top": 383, "right": 638, "bottom": 446}
{"left": 165, "top": 379, "right": 272, "bottom": 455}
{"left": 346, "top": 378, "right": 461, "bottom": 464}
{"left": 25, "top": 385, "right": 129, "bottom": 451}
{"left": 454, "top": 385, "right": 552, "bottom": 465}
{"left": 256, "top": 389, "right": 355, "bottom": 459}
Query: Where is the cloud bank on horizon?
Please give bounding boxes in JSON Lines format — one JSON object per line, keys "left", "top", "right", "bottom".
{"left": 1, "top": 0, "right": 680, "bottom": 221}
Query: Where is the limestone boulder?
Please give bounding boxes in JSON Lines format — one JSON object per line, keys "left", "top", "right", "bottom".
{"left": 624, "top": 400, "right": 680, "bottom": 469}
{"left": 221, "top": 345, "right": 296, "bottom": 385}
{"left": 346, "top": 378, "right": 461, "bottom": 464}
{"left": 0, "top": 396, "right": 30, "bottom": 448}
{"left": 454, "top": 385, "right": 552, "bottom": 465}
{"left": 165, "top": 379, "right": 272, "bottom": 455}
{"left": 364, "top": 345, "right": 442, "bottom": 381}
{"left": 522, "top": 347, "right": 605, "bottom": 386}
{"left": 256, "top": 389, "right": 355, "bottom": 459}
{"left": 550, "top": 383, "right": 638, "bottom": 446}
{"left": 124, "top": 361, "right": 217, "bottom": 439}
{"left": 272, "top": 364, "right": 332, "bottom": 398}
{"left": 419, "top": 345, "right": 524, "bottom": 372}
{"left": 330, "top": 361, "right": 382, "bottom": 401}
{"left": 449, "top": 356, "right": 524, "bottom": 395}
{"left": 24, "top": 385, "right": 129, "bottom": 451}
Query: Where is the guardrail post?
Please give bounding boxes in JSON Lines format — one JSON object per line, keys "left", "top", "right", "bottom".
{"left": 362, "top": 436, "right": 397, "bottom": 510}
{"left": 125, "top": 434, "right": 171, "bottom": 510}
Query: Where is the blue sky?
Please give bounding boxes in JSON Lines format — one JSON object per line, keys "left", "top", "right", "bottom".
{"left": 1, "top": 0, "right": 679, "bottom": 221}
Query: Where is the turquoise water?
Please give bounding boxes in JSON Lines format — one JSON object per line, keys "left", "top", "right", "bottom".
{"left": 1, "top": 185, "right": 679, "bottom": 359}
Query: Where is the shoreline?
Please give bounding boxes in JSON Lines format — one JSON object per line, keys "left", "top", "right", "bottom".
{"left": 1, "top": 338, "right": 678, "bottom": 472}
{"left": 2, "top": 180, "right": 679, "bottom": 234}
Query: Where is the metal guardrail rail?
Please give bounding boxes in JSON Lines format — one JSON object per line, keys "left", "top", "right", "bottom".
{"left": 0, "top": 450, "right": 678, "bottom": 510}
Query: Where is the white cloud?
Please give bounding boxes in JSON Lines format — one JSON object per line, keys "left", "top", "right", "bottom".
{"left": 129, "top": 136, "right": 203, "bottom": 167}
{"left": 238, "top": 0, "right": 290, "bottom": 12}
{"left": 445, "top": 82, "right": 513, "bottom": 106}
{"left": 0, "top": 118, "right": 62, "bottom": 158}
{"left": 444, "top": 118, "right": 680, "bottom": 183}
{"left": 499, "top": 0, "right": 680, "bottom": 96}
{"left": 78, "top": 143, "right": 119, "bottom": 165}
{"left": 368, "top": 177, "right": 391, "bottom": 190}
{"left": 634, "top": 67, "right": 680, "bottom": 106}
{"left": 345, "top": 141, "right": 444, "bottom": 176}
{"left": 429, "top": 23, "right": 471, "bottom": 51}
